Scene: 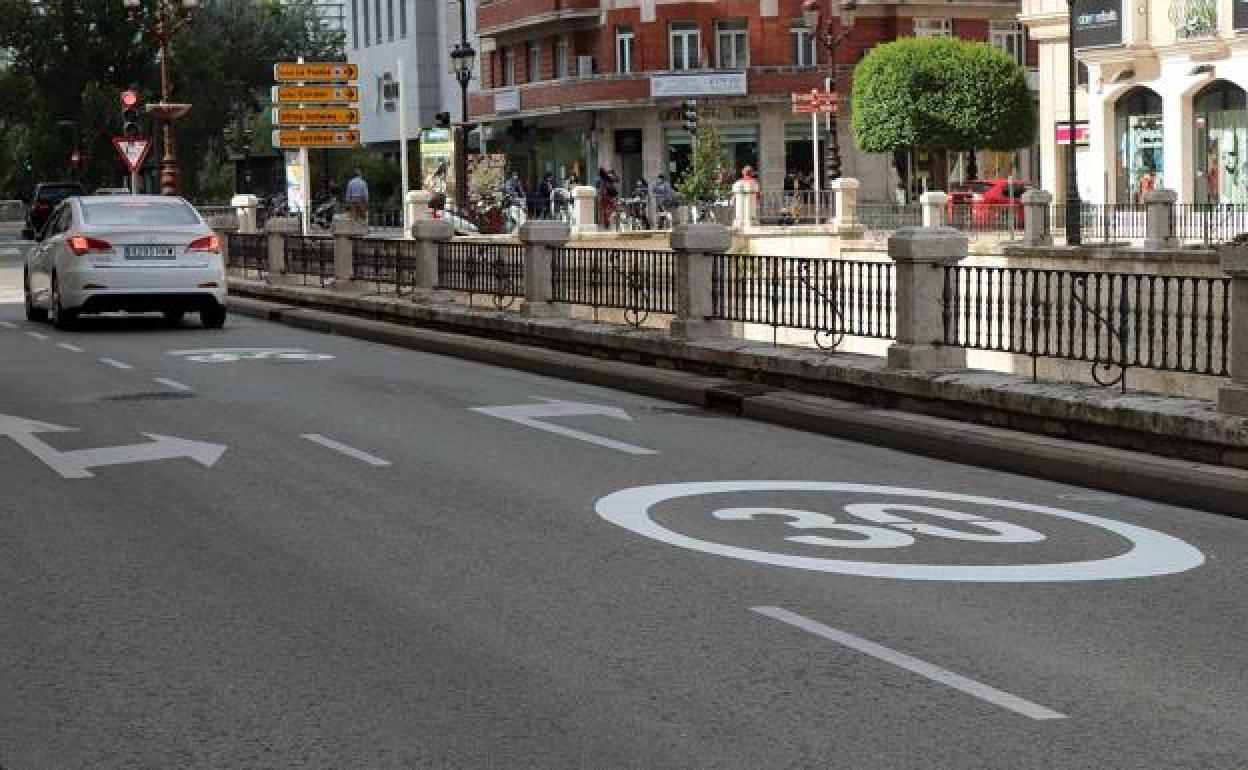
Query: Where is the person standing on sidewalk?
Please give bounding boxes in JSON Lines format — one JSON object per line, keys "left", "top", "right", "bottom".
{"left": 345, "top": 169, "right": 369, "bottom": 224}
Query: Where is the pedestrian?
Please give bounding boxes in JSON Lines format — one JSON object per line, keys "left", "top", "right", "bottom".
{"left": 596, "top": 167, "right": 618, "bottom": 228}
{"left": 537, "top": 171, "right": 556, "bottom": 218}
{"left": 504, "top": 171, "right": 526, "bottom": 204}
{"left": 652, "top": 173, "right": 674, "bottom": 212}
{"left": 345, "top": 168, "right": 369, "bottom": 224}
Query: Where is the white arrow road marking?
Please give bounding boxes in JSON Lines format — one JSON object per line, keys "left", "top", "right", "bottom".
{"left": 99, "top": 358, "right": 133, "bottom": 370}
{"left": 154, "top": 378, "right": 192, "bottom": 391}
{"left": 0, "top": 414, "right": 226, "bottom": 478}
{"left": 57, "top": 342, "right": 83, "bottom": 353}
{"left": 471, "top": 399, "right": 658, "bottom": 455}
{"left": 26, "top": 331, "right": 47, "bottom": 340}
{"left": 300, "top": 434, "right": 390, "bottom": 466}
{"left": 0, "top": 321, "right": 16, "bottom": 329}
{"left": 752, "top": 607, "right": 1067, "bottom": 721}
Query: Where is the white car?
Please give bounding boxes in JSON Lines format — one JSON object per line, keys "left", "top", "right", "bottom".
{"left": 24, "top": 195, "right": 227, "bottom": 329}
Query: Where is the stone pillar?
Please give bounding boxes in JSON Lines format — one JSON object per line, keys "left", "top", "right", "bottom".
{"left": 1143, "top": 189, "right": 1179, "bottom": 250}
{"left": 215, "top": 222, "right": 237, "bottom": 271}
{"left": 886, "top": 226, "right": 968, "bottom": 371}
{"left": 572, "top": 185, "right": 598, "bottom": 232}
{"left": 407, "top": 190, "right": 434, "bottom": 225}
{"left": 1019, "top": 189, "right": 1054, "bottom": 247}
{"left": 265, "top": 216, "right": 300, "bottom": 277}
{"left": 519, "top": 220, "right": 572, "bottom": 318}
{"left": 920, "top": 191, "right": 948, "bottom": 228}
{"left": 410, "top": 219, "right": 453, "bottom": 296}
{"left": 732, "top": 178, "right": 759, "bottom": 230}
{"left": 231, "top": 193, "right": 259, "bottom": 234}
{"left": 670, "top": 223, "right": 733, "bottom": 340}
{"left": 332, "top": 217, "right": 367, "bottom": 285}
{"left": 1218, "top": 242, "right": 1248, "bottom": 415}
{"left": 831, "top": 177, "right": 864, "bottom": 237}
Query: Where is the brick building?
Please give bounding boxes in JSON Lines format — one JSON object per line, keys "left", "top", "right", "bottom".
{"left": 469, "top": 0, "right": 1038, "bottom": 202}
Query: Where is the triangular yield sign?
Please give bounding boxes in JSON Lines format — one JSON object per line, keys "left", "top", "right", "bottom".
{"left": 112, "top": 137, "right": 152, "bottom": 174}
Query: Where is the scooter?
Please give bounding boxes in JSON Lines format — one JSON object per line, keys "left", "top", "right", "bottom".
{"left": 313, "top": 196, "right": 336, "bottom": 230}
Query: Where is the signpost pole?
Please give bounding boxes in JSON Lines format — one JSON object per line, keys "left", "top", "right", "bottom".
{"left": 398, "top": 57, "right": 411, "bottom": 236}
{"left": 297, "top": 57, "right": 310, "bottom": 236}
{"left": 812, "top": 109, "right": 822, "bottom": 224}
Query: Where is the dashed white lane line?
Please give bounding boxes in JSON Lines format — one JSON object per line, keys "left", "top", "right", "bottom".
{"left": 752, "top": 607, "right": 1067, "bottom": 721}
{"left": 99, "top": 358, "right": 133, "bottom": 370}
{"left": 300, "top": 434, "right": 391, "bottom": 467}
{"left": 57, "top": 342, "right": 83, "bottom": 353}
{"left": 0, "top": 321, "right": 16, "bottom": 329}
{"left": 153, "top": 377, "right": 193, "bottom": 392}
{"left": 26, "top": 331, "right": 48, "bottom": 340}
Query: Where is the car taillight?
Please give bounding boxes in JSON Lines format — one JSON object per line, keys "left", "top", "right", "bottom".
{"left": 187, "top": 235, "right": 220, "bottom": 253}
{"left": 33, "top": 202, "right": 49, "bottom": 212}
{"left": 68, "top": 235, "right": 113, "bottom": 255}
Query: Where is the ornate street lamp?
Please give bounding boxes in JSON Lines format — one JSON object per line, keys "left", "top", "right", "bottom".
{"left": 1065, "top": 0, "right": 1082, "bottom": 245}
{"left": 450, "top": 36, "right": 476, "bottom": 216}
{"left": 803, "top": 0, "right": 858, "bottom": 185}
{"left": 123, "top": 0, "right": 197, "bottom": 195}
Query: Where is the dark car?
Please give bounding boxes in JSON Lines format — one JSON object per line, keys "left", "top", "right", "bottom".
{"left": 23, "top": 182, "right": 88, "bottom": 240}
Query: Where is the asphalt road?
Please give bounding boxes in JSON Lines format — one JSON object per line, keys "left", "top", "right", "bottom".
{"left": 1, "top": 232, "right": 1247, "bottom": 768}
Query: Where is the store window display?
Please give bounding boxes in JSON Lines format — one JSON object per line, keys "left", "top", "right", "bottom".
{"left": 1115, "top": 88, "right": 1164, "bottom": 204}
{"left": 1193, "top": 80, "right": 1248, "bottom": 205}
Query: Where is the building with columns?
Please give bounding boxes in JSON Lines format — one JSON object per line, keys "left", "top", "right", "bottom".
{"left": 470, "top": 0, "right": 1037, "bottom": 202}
{"left": 1024, "top": 0, "right": 1248, "bottom": 205}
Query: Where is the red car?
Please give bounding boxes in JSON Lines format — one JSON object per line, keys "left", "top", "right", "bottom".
{"left": 947, "top": 179, "right": 1033, "bottom": 229}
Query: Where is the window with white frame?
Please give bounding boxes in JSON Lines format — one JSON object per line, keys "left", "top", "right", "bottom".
{"left": 555, "top": 35, "right": 570, "bottom": 78}
{"left": 616, "top": 26, "right": 635, "bottom": 73}
{"left": 502, "top": 46, "right": 515, "bottom": 86}
{"left": 716, "top": 19, "right": 749, "bottom": 69}
{"left": 528, "top": 40, "right": 542, "bottom": 81}
{"left": 670, "top": 21, "right": 700, "bottom": 70}
{"left": 990, "top": 21, "right": 1025, "bottom": 65}
{"left": 914, "top": 18, "right": 951, "bottom": 37}
{"left": 791, "top": 25, "right": 816, "bottom": 67}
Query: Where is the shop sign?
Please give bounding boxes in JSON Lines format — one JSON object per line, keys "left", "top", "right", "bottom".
{"left": 1071, "top": 0, "right": 1123, "bottom": 49}
{"left": 494, "top": 87, "right": 520, "bottom": 114}
{"left": 650, "top": 72, "right": 748, "bottom": 98}
{"left": 1055, "top": 121, "right": 1090, "bottom": 146}
{"left": 1236, "top": 0, "right": 1248, "bottom": 29}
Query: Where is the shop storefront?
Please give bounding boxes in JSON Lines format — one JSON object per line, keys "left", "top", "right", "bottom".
{"left": 1193, "top": 80, "right": 1248, "bottom": 204}
{"left": 662, "top": 123, "right": 759, "bottom": 186}
{"left": 1115, "top": 87, "right": 1164, "bottom": 204}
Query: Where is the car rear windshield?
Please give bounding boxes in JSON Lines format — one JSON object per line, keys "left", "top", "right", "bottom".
{"left": 35, "top": 186, "right": 85, "bottom": 203}
{"left": 80, "top": 200, "right": 201, "bottom": 226}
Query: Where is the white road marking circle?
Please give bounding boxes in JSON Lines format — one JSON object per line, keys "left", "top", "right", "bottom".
{"left": 594, "top": 481, "right": 1205, "bottom": 582}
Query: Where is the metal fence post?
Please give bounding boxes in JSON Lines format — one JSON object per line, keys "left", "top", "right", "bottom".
{"left": 920, "top": 191, "right": 948, "bottom": 228}
{"left": 670, "top": 223, "right": 733, "bottom": 340}
{"left": 886, "top": 226, "right": 968, "bottom": 370}
{"left": 411, "top": 219, "right": 453, "bottom": 296}
{"left": 1218, "top": 241, "right": 1248, "bottom": 415}
{"left": 332, "top": 218, "right": 366, "bottom": 286}
{"left": 1143, "top": 189, "right": 1179, "bottom": 250}
{"left": 519, "top": 220, "right": 572, "bottom": 317}
{"left": 1019, "top": 189, "right": 1054, "bottom": 247}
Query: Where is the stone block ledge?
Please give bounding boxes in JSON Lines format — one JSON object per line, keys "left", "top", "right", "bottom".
{"left": 227, "top": 277, "right": 1248, "bottom": 467}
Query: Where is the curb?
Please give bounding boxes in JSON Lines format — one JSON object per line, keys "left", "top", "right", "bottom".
{"left": 228, "top": 294, "right": 1248, "bottom": 518}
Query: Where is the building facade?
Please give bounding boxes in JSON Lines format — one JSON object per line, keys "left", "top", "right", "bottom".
{"left": 1024, "top": 0, "right": 1248, "bottom": 205}
{"left": 470, "top": 0, "right": 1037, "bottom": 201}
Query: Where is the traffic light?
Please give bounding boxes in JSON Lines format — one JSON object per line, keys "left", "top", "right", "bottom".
{"left": 434, "top": 111, "right": 451, "bottom": 129}
{"left": 681, "top": 100, "right": 699, "bottom": 135}
{"left": 121, "top": 90, "right": 142, "bottom": 138}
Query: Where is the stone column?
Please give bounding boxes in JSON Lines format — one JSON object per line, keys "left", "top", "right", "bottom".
{"left": 410, "top": 219, "right": 453, "bottom": 297}
{"left": 406, "top": 190, "right": 434, "bottom": 226}
{"left": 1019, "top": 189, "right": 1054, "bottom": 247}
{"left": 265, "top": 217, "right": 300, "bottom": 278}
{"left": 519, "top": 220, "right": 572, "bottom": 318}
{"left": 230, "top": 193, "right": 259, "bottom": 234}
{"left": 886, "top": 226, "right": 968, "bottom": 371}
{"left": 572, "top": 185, "right": 598, "bottom": 232}
{"left": 670, "top": 223, "right": 733, "bottom": 340}
{"left": 332, "top": 217, "right": 367, "bottom": 285}
{"left": 920, "top": 191, "right": 948, "bottom": 228}
{"left": 732, "top": 178, "right": 759, "bottom": 230}
{"left": 1218, "top": 242, "right": 1248, "bottom": 415}
{"left": 1143, "top": 189, "right": 1179, "bottom": 250}
{"left": 831, "top": 177, "right": 864, "bottom": 237}
{"left": 215, "top": 222, "right": 237, "bottom": 272}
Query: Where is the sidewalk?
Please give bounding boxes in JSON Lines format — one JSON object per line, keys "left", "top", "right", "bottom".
{"left": 226, "top": 277, "right": 1248, "bottom": 517}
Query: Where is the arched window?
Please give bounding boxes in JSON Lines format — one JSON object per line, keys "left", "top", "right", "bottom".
{"left": 1192, "top": 80, "right": 1248, "bottom": 204}
{"left": 1115, "top": 87, "right": 1163, "bottom": 204}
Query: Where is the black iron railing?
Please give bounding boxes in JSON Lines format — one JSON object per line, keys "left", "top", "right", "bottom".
{"left": 857, "top": 203, "right": 923, "bottom": 235}
{"left": 436, "top": 241, "right": 525, "bottom": 309}
{"left": 1052, "top": 203, "right": 1147, "bottom": 243}
{"left": 758, "top": 191, "right": 836, "bottom": 226}
{"left": 283, "top": 235, "right": 335, "bottom": 286}
{"left": 946, "top": 203, "right": 1024, "bottom": 238}
{"left": 352, "top": 238, "right": 420, "bottom": 294}
{"left": 552, "top": 247, "right": 677, "bottom": 327}
{"left": 226, "top": 232, "right": 268, "bottom": 278}
{"left": 944, "top": 265, "right": 1231, "bottom": 390}
{"left": 1175, "top": 203, "right": 1248, "bottom": 245}
{"left": 712, "top": 255, "right": 894, "bottom": 348}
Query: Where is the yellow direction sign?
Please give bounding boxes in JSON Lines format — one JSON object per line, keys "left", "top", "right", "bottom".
{"left": 273, "top": 107, "right": 360, "bottom": 126}
{"left": 273, "top": 62, "right": 358, "bottom": 82}
{"left": 272, "top": 129, "right": 360, "bottom": 148}
{"left": 271, "top": 85, "right": 359, "bottom": 104}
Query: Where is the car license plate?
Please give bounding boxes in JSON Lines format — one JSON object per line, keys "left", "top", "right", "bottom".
{"left": 124, "top": 245, "right": 177, "bottom": 259}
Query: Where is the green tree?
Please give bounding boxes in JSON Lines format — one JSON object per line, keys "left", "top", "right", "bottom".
{"left": 677, "top": 120, "right": 730, "bottom": 204}
{"left": 851, "top": 37, "right": 1036, "bottom": 160}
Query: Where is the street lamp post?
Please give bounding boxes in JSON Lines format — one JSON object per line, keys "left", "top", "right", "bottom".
{"left": 803, "top": 0, "right": 858, "bottom": 186}
{"left": 1065, "top": 0, "right": 1082, "bottom": 245}
{"left": 450, "top": 3, "right": 476, "bottom": 217}
{"left": 123, "top": 0, "right": 197, "bottom": 195}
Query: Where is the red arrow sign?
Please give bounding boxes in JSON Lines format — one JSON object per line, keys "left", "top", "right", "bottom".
{"left": 112, "top": 137, "right": 151, "bottom": 173}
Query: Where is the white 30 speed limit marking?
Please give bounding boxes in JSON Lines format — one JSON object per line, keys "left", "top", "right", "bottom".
{"left": 594, "top": 481, "right": 1205, "bottom": 582}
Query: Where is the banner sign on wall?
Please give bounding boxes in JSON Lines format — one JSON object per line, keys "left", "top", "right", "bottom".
{"left": 1071, "top": 0, "right": 1123, "bottom": 49}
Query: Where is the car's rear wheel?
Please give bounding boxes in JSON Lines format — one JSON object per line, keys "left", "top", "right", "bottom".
{"left": 24, "top": 271, "right": 47, "bottom": 322}
{"left": 200, "top": 305, "right": 226, "bottom": 329}
{"left": 49, "top": 275, "right": 77, "bottom": 330}
{"left": 163, "top": 309, "right": 185, "bottom": 324}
